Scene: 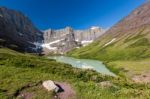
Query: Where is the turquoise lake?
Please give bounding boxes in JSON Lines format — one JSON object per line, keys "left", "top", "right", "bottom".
{"left": 48, "top": 56, "right": 116, "bottom": 76}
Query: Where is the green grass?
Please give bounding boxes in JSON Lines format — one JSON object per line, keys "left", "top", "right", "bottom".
{"left": 67, "top": 27, "right": 150, "bottom": 61}
{"left": 1, "top": 48, "right": 150, "bottom": 99}
{"left": 68, "top": 46, "right": 150, "bottom": 62}
{"left": 106, "top": 59, "right": 150, "bottom": 76}
{"left": 66, "top": 26, "right": 150, "bottom": 98}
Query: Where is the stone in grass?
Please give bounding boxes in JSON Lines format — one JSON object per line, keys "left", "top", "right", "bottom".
{"left": 42, "top": 80, "right": 59, "bottom": 92}
{"left": 99, "top": 81, "right": 114, "bottom": 88}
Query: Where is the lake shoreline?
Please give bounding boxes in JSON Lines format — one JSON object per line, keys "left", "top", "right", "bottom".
{"left": 48, "top": 56, "right": 116, "bottom": 76}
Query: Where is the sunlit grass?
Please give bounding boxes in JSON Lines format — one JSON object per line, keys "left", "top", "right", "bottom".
{"left": 0, "top": 48, "right": 150, "bottom": 99}
{"left": 108, "top": 59, "right": 150, "bottom": 75}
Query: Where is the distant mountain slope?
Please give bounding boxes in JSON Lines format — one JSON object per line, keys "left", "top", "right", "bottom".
{"left": 0, "top": 7, "right": 43, "bottom": 52}
{"left": 68, "top": 2, "right": 150, "bottom": 61}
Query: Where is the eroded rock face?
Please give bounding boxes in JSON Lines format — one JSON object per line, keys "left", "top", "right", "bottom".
{"left": 43, "top": 26, "right": 106, "bottom": 54}
{"left": 100, "top": 2, "right": 150, "bottom": 39}
{"left": 0, "top": 7, "right": 106, "bottom": 54}
{"left": 74, "top": 26, "right": 105, "bottom": 42}
{"left": 0, "top": 7, "right": 43, "bottom": 52}
{"left": 43, "top": 27, "right": 78, "bottom": 54}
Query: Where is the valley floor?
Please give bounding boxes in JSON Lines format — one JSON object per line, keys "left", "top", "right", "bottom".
{"left": 0, "top": 48, "right": 150, "bottom": 99}
{"left": 107, "top": 59, "right": 150, "bottom": 83}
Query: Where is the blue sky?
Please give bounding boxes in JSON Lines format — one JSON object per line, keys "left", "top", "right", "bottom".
{"left": 0, "top": 0, "right": 146, "bottom": 30}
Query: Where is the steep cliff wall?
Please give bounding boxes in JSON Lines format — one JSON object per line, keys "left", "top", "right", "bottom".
{"left": 43, "top": 26, "right": 106, "bottom": 54}
{"left": 0, "top": 7, "right": 43, "bottom": 52}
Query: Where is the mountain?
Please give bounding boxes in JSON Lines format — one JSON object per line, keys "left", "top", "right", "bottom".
{"left": 0, "top": 7, "right": 43, "bottom": 52}
{"left": 74, "top": 26, "right": 106, "bottom": 46}
{"left": 0, "top": 7, "right": 106, "bottom": 54}
{"left": 0, "top": 4, "right": 150, "bottom": 99}
{"left": 68, "top": 2, "right": 150, "bottom": 61}
{"left": 43, "top": 27, "right": 78, "bottom": 54}
{"left": 43, "top": 26, "right": 106, "bottom": 54}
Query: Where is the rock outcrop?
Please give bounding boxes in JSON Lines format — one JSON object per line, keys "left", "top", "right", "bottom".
{"left": 43, "top": 26, "right": 106, "bottom": 54}
{"left": 0, "top": 7, "right": 106, "bottom": 54}
{"left": 74, "top": 26, "right": 106, "bottom": 46}
{"left": 0, "top": 7, "right": 43, "bottom": 52}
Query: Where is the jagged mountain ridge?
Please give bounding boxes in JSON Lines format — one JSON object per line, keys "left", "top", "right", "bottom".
{"left": 0, "top": 7, "right": 106, "bottom": 54}
{"left": 0, "top": 7, "right": 43, "bottom": 52}
{"left": 43, "top": 27, "right": 78, "bottom": 54}
{"left": 43, "top": 26, "right": 106, "bottom": 54}
{"left": 74, "top": 26, "right": 106, "bottom": 44}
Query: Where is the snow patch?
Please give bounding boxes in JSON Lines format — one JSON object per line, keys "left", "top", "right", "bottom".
{"left": 41, "top": 39, "right": 64, "bottom": 50}
{"left": 91, "top": 26, "right": 99, "bottom": 30}
{"left": 75, "top": 39, "right": 79, "bottom": 42}
{"left": 41, "top": 44, "right": 57, "bottom": 50}
{"left": 81, "top": 40, "right": 93, "bottom": 46}
{"left": 103, "top": 38, "right": 116, "bottom": 47}
{"left": 29, "top": 39, "right": 64, "bottom": 51}
{"left": 0, "top": 14, "right": 3, "bottom": 17}
{"left": 46, "top": 39, "right": 64, "bottom": 45}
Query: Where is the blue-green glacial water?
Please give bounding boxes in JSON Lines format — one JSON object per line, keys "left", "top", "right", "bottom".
{"left": 48, "top": 56, "right": 116, "bottom": 76}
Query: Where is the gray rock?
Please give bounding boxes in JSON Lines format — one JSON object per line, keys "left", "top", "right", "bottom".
{"left": 0, "top": 7, "right": 43, "bottom": 52}
{"left": 43, "top": 26, "right": 107, "bottom": 54}
{"left": 42, "top": 80, "right": 59, "bottom": 92}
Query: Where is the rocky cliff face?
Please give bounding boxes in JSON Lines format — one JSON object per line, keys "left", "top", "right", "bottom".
{"left": 43, "top": 26, "right": 106, "bottom": 54}
{"left": 0, "top": 7, "right": 106, "bottom": 54}
{"left": 0, "top": 7, "right": 43, "bottom": 52}
{"left": 43, "top": 27, "right": 77, "bottom": 54}
{"left": 74, "top": 26, "right": 106, "bottom": 46}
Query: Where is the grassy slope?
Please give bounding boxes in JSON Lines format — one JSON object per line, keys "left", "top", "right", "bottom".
{"left": 68, "top": 26, "right": 150, "bottom": 60}
{"left": 0, "top": 48, "right": 150, "bottom": 99}
{"left": 107, "top": 59, "right": 150, "bottom": 75}
{"left": 67, "top": 26, "right": 150, "bottom": 76}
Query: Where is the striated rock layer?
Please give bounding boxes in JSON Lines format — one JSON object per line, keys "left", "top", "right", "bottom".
{"left": 43, "top": 26, "right": 106, "bottom": 54}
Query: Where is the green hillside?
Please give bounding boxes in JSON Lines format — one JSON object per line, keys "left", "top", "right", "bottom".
{"left": 67, "top": 25, "right": 150, "bottom": 61}
{"left": 0, "top": 48, "right": 109, "bottom": 98}
{"left": 67, "top": 26, "right": 150, "bottom": 79}
{"left": 1, "top": 48, "right": 150, "bottom": 99}
{"left": 1, "top": 2, "right": 150, "bottom": 99}
{"left": 68, "top": 2, "right": 150, "bottom": 62}
{"left": 67, "top": 3, "right": 150, "bottom": 79}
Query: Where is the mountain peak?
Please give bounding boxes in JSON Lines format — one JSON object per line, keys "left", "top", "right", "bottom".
{"left": 90, "top": 26, "right": 100, "bottom": 30}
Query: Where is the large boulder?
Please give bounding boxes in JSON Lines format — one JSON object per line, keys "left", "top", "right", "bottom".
{"left": 42, "top": 80, "right": 59, "bottom": 92}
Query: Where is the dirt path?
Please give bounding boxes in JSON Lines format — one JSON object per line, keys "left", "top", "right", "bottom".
{"left": 16, "top": 81, "right": 76, "bottom": 99}
{"left": 54, "top": 82, "right": 76, "bottom": 99}
{"left": 132, "top": 72, "right": 150, "bottom": 83}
